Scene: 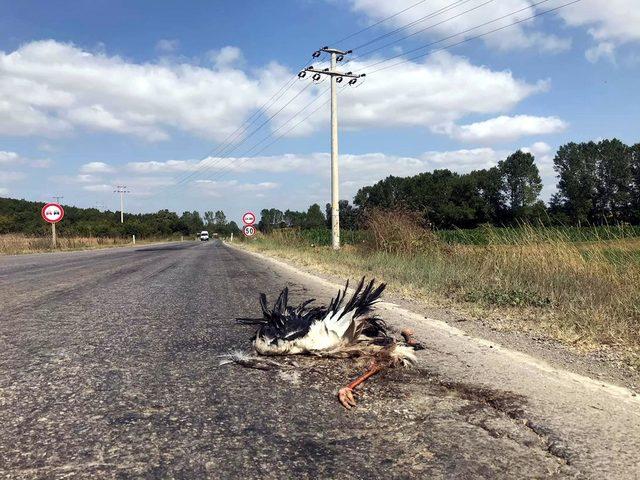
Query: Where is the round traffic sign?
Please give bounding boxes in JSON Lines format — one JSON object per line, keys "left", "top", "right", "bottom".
{"left": 41, "top": 203, "right": 65, "bottom": 223}
{"left": 242, "top": 211, "right": 256, "bottom": 226}
{"left": 243, "top": 225, "right": 256, "bottom": 237}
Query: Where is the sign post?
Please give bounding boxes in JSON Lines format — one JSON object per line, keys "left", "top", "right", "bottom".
{"left": 41, "top": 202, "right": 64, "bottom": 248}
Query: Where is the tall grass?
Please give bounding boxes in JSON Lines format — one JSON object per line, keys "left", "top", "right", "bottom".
{"left": 248, "top": 211, "right": 640, "bottom": 362}
{"left": 0, "top": 234, "right": 171, "bottom": 255}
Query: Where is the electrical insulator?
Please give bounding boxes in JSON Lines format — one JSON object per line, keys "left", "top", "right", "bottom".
{"left": 312, "top": 51, "right": 321, "bottom": 58}
{"left": 348, "top": 78, "right": 357, "bottom": 85}
{"left": 336, "top": 55, "right": 344, "bottom": 62}
{"left": 298, "top": 71, "right": 306, "bottom": 78}
{"left": 336, "top": 76, "right": 343, "bottom": 83}
{"left": 312, "top": 73, "right": 321, "bottom": 81}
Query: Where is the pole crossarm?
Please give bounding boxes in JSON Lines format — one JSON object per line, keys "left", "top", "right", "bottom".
{"left": 299, "top": 46, "right": 366, "bottom": 85}
{"left": 319, "top": 47, "right": 351, "bottom": 55}
{"left": 302, "top": 67, "right": 365, "bottom": 79}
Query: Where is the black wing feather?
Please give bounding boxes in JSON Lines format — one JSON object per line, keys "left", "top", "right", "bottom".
{"left": 244, "top": 278, "right": 387, "bottom": 344}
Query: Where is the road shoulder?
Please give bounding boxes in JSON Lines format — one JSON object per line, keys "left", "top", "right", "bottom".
{"left": 225, "top": 241, "right": 640, "bottom": 478}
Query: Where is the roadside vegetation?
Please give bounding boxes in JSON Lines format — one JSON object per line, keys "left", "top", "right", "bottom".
{"left": 0, "top": 197, "right": 241, "bottom": 238}
{"left": 243, "top": 212, "right": 640, "bottom": 368}
{"left": 0, "top": 197, "right": 240, "bottom": 254}
{"left": 0, "top": 233, "right": 184, "bottom": 255}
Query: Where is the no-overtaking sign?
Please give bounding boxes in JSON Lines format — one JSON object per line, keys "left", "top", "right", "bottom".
{"left": 41, "top": 203, "right": 64, "bottom": 223}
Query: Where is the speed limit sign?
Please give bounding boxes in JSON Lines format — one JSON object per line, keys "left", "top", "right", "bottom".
{"left": 243, "top": 225, "right": 256, "bottom": 237}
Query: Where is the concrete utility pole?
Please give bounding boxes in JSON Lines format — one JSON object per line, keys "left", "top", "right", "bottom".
{"left": 113, "top": 185, "right": 130, "bottom": 223}
{"left": 53, "top": 195, "right": 64, "bottom": 204}
{"left": 299, "top": 47, "right": 365, "bottom": 250}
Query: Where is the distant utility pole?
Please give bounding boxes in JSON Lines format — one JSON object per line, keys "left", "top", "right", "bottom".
{"left": 53, "top": 195, "right": 63, "bottom": 204}
{"left": 113, "top": 185, "right": 130, "bottom": 223}
{"left": 299, "top": 47, "right": 365, "bottom": 250}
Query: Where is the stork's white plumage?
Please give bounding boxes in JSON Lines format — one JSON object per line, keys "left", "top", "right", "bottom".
{"left": 237, "top": 278, "right": 422, "bottom": 408}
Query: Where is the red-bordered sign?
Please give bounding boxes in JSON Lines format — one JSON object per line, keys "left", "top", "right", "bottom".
{"left": 243, "top": 225, "right": 256, "bottom": 237}
{"left": 242, "top": 211, "right": 256, "bottom": 226}
{"left": 41, "top": 203, "right": 65, "bottom": 223}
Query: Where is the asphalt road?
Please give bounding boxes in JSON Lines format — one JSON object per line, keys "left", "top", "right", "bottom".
{"left": 0, "top": 241, "right": 636, "bottom": 479}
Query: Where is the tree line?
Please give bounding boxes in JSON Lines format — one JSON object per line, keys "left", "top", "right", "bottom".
{"left": 355, "top": 138, "right": 640, "bottom": 228}
{"left": 2, "top": 138, "right": 638, "bottom": 237}
{"left": 256, "top": 138, "right": 639, "bottom": 231}
{"left": 0, "top": 197, "right": 240, "bottom": 237}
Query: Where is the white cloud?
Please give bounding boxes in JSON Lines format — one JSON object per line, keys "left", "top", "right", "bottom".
{"left": 82, "top": 183, "right": 112, "bottom": 192}
{"left": 156, "top": 39, "right": 180, "bottom": 53}
{"left": 30, "top": 158, "right": 53, "bottom": 168}
{"left": 272, "top": 52, "right": 549, "bottom": 136}
{"left": 80, "top": 161, "right": 115, "bottom": 173}
{"left": 76, "top": 174, "right": 101, "bottom": 183}
{"left": 438, "top": 115, "right": 568, "bottom": 143}
{"left": 81, "top": 176, "right": 176, "bottom": 196}
{"left": 194, "top": 179, "right": 279, "bottom": 197}
{"left": 346, "top": 0, "right": 571, "bottom": 53}
{"left": 0, "top": 149, "right": 51, "bottom": 169}
{"left": 0, "top": 187, "right": 8, "bottom": 195}
{"left": 0, "top": 150, "right": 23, "bottom": 165}
{"left": 0, "top": 41, "right": 552, "bottom": 143}
{"left": 209, "top": 46, "right": 244, "bottom": 68}
{"left": 558, "top": 0, "right": 640, "bottom": 46}
{"left": 521, "top": 141, "right": 557, "bottom": 199}
{"left": 0, "top": 171, "right": 26, "bottom": 183}
{"left": 124, "top": 141, "right": 561, "bottom": 205}
{"left": 347, "top": 1, "right": 640, "bottom": 59}
{"left": 0, "top": 40, "right": 284, "bottom": 141}
{"left": 585, "top": 42, "right": 616, "bottom": 64}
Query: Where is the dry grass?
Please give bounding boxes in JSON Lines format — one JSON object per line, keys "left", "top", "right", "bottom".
{"left": 0, "top": 234, "right": 168, "bottom": 255}
{"left": 244, "top": 212, "right": 640, "bottom": 367}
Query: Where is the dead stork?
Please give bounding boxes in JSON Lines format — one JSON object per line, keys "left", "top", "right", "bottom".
{"left": 238, "top": 278, "right": 421, "bottom": 409}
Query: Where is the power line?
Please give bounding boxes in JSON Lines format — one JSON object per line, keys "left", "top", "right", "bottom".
{"left": 332, "top": 0, "right": 430, "bottom": 44}
{"left": 347, "top": 0, "right": 495, "bottom": 62}
{"left": 192, "top": 86, "right": 333, "bottom": 187}
{"left": 203, "top": 0, "right": 581, "bottom": 189}
{"left": 196, "top": 88, "right": 342, "bottom": 189}
{"left": 151, "top": 2, "right": 456, "bottom": 200}
{"left": 194, "top": 0, "right": 496, "bottom": 191}
{"left": 158, "top": 81, "right": 315, "bottom": 195}
{"left": 351, "top": 0, "right": 576, "bottom": 75}
{"left": 151, "top": 63, "right": 316, "bottom": 196}
{"left": 350, "top": 0, "right": 476, "bottom": 51}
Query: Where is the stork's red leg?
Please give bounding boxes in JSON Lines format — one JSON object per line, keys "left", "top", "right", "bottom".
{"left": 338, "top": 361, "right": 383, "bottom": 409}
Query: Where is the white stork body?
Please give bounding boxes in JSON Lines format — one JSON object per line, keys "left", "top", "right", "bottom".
{"left": 246, "top": 278, "right": 416, "bottom": 366}
{"left": 233, "top": 277, "right": 421, "bottom": 409}
{"left": 253, "top": 307, "right": 354, "bottom": 355}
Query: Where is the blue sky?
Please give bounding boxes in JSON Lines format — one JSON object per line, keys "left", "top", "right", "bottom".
{"left": 0, "top": 0, "right": 638, "bottom": 224}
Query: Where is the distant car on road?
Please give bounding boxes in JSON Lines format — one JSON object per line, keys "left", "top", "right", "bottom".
{"left": 200, "top": 231, "right": 209, "bottom": 241}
